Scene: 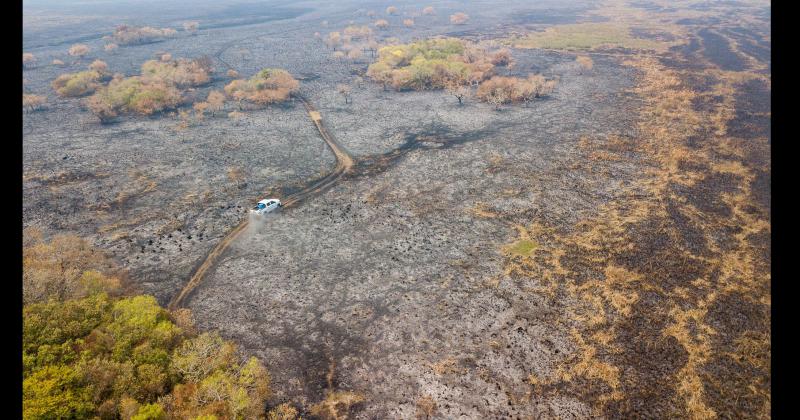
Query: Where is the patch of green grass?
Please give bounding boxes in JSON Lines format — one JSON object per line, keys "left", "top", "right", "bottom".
{"left": 506, "top": 23, "right": 666, "bottom": 51}
{"left": 507, "top": 239, "right": 538, "bottom": 257}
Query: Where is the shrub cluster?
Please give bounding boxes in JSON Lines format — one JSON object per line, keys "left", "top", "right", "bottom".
{"left": 324, "top": 25, "right": 378, "bottom": 61}
{"left": 110, "top": 25, "right": 178, "bottom": 46}
{"left": 366, "top": 38, "right": 497, "bottom": 90}
{"left": 23, "top": 94, "right": 47, "bottom": 112}
{"left": 224, "top": 68, "right": 299, "bottom": 106}
{"left": 85, "top": 76, "right": 182, "bottom": 122}
{"left": 140, "top": 58, "right": 211, "bottom": 88}
{"left": 84, "top": 57, "right": 211, "bottom": 122}
{"left": 23, "top": 52, "right": 36, "bottom": 67}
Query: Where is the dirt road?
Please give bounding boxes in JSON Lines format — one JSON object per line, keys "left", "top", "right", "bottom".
{"left": 167, "top": 95, "right": 354, "bottom": 310}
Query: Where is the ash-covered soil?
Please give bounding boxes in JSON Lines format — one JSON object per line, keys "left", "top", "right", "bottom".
{"left": 188, "top": 53, "right": 644, "bottom": 417}
{"left": 23, "top": 0, "right": 770, "bottom": 418}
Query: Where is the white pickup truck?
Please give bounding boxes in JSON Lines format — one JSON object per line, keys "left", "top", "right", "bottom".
{"left": 250, "top": 198, "right": 282, "bottom": 215}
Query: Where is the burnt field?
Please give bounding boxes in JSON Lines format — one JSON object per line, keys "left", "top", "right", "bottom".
{"left": 23, "top": 0, "right": 770, "bottom": 418}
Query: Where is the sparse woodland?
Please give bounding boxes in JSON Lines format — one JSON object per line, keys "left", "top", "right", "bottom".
{"left": 84, "top": 57, "right": 212, "bottom": 122}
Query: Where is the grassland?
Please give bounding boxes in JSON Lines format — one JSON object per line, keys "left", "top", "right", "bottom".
{"left": 505, "top": 23, "right": 672, "bottom": 52}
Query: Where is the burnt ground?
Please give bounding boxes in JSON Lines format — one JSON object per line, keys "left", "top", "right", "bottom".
{"left": 23, "top": 0, "right": 770, "bottom": 418}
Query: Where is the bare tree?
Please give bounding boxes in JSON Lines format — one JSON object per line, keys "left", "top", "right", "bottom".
{"left": 337, "top": 84, "right": 352, "bottom": 104}
{"left": 325, "top": 32, "right": 342, "bottom": 50}
{"left": 445, "top": 79, "right": 471, "bottom": 105}
{"left": 23, "top": 53, "right": 36, "bottom": 68}
{"left": 403, "top": 19, "right": 415, "bottom": 27}
{"left": 386, "top": 6, "right": 399, "bottom": 15}
{"left": 207, "top": 90, "right": 226, "bottom": 114}
{"left": 88, "top": 59, "right": 109, "bottom": 75}
{"left": 366, "top": 40, "right": 379, "bottom": 57}
{"left": 226, "top": 167, "right": 246, "bottom": 190}
{"left": 183, "top": 21, "right": 200, "bottom": 34}
{"left": 104, "top": 43, "right": 119, "bottom": 54}
{"left": 422, "top": 6, "right": 435, "bottom": 15}
{"left": 347, "top": 48, "right": 363, "bottom": 61}
{"left": 375, "top": 19, "right": 389, "bottom": 30}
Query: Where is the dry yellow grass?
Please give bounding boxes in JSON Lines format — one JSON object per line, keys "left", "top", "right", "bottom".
{"left": 309, "top": 391, "right": 365, "bottom": 420}
{"left": 430, "top": 357, "right": 462, "bottom": 375}
{"left": 415, "top": 395, "right": 437, "bottom": 419}
{"left": 493, "top": 31, "right": 769, "bottom": 416}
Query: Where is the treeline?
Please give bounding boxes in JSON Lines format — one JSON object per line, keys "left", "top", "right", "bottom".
{"left": 22, "top": 230, "right": 298, "bottom": 419}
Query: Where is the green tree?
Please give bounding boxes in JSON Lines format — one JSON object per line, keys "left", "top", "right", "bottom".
{"left": 23, "top": 365, "right": 94, "bottom": 419}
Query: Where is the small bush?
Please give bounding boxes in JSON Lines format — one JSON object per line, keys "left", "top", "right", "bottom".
{"left": 576, "top": 55, "right": 594, "bottom": 73}
{"left": 309, "top": 391, "right": 364, "bottom": 420}
{"left": 88, "top": 59, "right": 109, "bottom": 73}
{"left": 68, "top": 44, "right": 90, "bottom": 57}
{"left": 267, "top": 403, "right": 300, "bottom": 420}
{"left": 491, "top": 48, "right": 513, "bottom": 66}
{"left": 51, "top": 70, "right": 104, "bottom": 97}
{"left": 450, "top": 12, "right": 470, "bottom": 25}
